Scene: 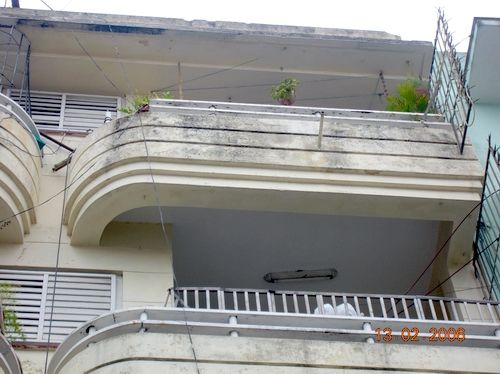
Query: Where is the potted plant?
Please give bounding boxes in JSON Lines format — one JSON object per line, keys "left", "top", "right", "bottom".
{"left": 119, "top": 90, "right": 173, "bottom": 114}
{"left": 386, "top": 79, "right": 429, "bottom": 113}
{"left": 271, "top": 78, "right": 299, "bottom": 105}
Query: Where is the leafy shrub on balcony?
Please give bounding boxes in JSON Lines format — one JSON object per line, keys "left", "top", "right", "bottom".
{"left": 271, "top": 78, "right": 299, "bottom": 105}
{"left": 119, "top": 91, "right": 173, "bottom": 114}
{"left": 386, "top": 79, "right": 429, "bottom": 113}
{"left": 0, "top": 283, "right": 24, "bottom": 341}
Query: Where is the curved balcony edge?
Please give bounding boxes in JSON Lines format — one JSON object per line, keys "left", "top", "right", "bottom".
{"left": 48, "top": 305, "right": 500, "bottom": 374}
{"left": 0, "top": 334, "right": 23, "bottom": 374}
{"left": 0, "top": 94, "right": 42, "bottom": 242}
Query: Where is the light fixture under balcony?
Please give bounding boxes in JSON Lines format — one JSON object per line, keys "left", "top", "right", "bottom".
{"left": 263, "top": 268, "right": 337, "bottom": 283}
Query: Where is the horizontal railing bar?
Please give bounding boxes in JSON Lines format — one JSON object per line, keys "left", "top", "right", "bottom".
{"left": 169, "top": 287, "right": 500, "bottom": 305}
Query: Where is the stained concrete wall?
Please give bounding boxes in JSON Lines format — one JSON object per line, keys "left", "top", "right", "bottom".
{"left": 0, "top": 133, "right": 174, "bottom": 373}
{"left": 58, "top": 333, "right": 500, "bottom": 374}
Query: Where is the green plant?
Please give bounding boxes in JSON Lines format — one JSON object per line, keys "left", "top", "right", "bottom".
{"left": 0, "top": 283, "right": 24, "bottom": 341}
{"left": 271, "top": 78, "right": 299, "bottom": 105}
{"left": 119, "top": 91, "right": 173, "bottom": 114}
{"left": 386, "top": 79, "right": 429, "bottom": 113}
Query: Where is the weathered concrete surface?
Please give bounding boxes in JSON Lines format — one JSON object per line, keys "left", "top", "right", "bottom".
{"left": 0, "top": 115, "right": 41, "bottom": 242}
{"left": 65, "top": 111, "right": 482, "bottom": 248}
{"left": 57, "top": 333, "right": 500, "bottom": 374}
{"left": 0, "top": 8, "right": 404, "bottom": 41}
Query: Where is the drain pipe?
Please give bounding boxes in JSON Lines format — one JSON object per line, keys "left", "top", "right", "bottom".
{"left": 39, "top": 132, "right": 75, "bottom": 172}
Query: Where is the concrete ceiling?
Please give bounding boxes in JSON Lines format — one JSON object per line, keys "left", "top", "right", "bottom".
{"left": 466, "top": 18, "right": 500, "bottom": 105}
{"left": 115, "top": 207, "right": 439, "bottom": 295}
{"left": 0, "top": 8, "right": 433, "bottom": 110}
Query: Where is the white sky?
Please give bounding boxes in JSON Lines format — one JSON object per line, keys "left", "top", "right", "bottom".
{"left": 12, "top": 0, "right": 500, "bottom": 51}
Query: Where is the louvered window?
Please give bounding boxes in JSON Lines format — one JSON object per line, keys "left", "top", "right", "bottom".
{"left": 0, "top": 269, "right": 117, "bottom": 343}
{"left": 9, "top": 90, "right": 120, "bottom": 131}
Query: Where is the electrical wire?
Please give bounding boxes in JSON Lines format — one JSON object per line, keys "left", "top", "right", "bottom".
{"left": 0, "top": 158, "right": 96, "bottom": 225}
{"left": 0, "top": 126, "right": 68, "bottom": 157}
{"left": 404, "top": 188, "right": 500, "bottom": 295}
{"left": 43, "top": 159, "right": 69, "bottom": 374}
{"left": 107, "top": 22, "right": 201, "bottom": 374}
{"left": 426, "top": 236, "right": 500, "bottom": 297}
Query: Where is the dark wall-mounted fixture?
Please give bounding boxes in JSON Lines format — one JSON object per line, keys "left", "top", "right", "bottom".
{"left": 264, "top": 268, "right": 337, "bottom": 283}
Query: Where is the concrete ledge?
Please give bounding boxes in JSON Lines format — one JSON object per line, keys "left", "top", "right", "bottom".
{"left": 56, "top": 332, "right": 500, "bottom": 374}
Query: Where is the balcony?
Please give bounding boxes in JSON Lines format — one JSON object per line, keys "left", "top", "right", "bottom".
{"left": 0, "top": 93, "right": 41, "bottom": 243}
{"left": 48, "top": 288, "right": 500, "bottom": 373}
{"left": 64, "top": 99, "right": 483, "bottom": 247}
{"left": 0, "top": 334, "right": 22, "bottom": 374}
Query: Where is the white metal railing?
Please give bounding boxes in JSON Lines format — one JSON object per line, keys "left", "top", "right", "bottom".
{"left": 169, "top": 287, "right": 500, "bottom": 324}
{"left": 150, "top": 98, "right": 445, "bottom": 123}
{"left": 48, "top": 300, "right": 500, "bottom": 374}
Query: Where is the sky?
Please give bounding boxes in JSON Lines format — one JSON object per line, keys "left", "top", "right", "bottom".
{"left": 9, "top": 0, "right": 500, "bottom": 51}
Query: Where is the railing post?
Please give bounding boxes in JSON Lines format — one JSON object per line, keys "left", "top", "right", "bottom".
{"left": 317, "top": 111, "right": 325, "bottom": 149}
{"left": 228, "top": 315, "right": 239, "bottom": 337}
{"left": 363, "top": 322, "right": 374, "bottom": 344}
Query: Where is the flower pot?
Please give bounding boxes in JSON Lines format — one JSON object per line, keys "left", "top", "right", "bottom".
{"left": 278, "top": 91, "right": 296, "bottom": 106}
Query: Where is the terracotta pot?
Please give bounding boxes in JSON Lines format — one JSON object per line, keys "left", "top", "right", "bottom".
{"left": 278, "top": 91, "right": 296, "bottom": 106}
{"left": 415, "top": 86, "right": 429, "bottom": 98}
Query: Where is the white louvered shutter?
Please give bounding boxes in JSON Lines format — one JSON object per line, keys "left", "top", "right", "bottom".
{"left": 0, "top": 269, "right": 116, "bottom": 343}
{"left": 10, "top": 90, "right": 119, "bottom": 131}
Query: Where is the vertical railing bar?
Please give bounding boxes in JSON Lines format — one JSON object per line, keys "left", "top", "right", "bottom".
{"left": 206, "top": 289, "right": 210, "bottom": 309}
{"left": 304, "top": 294, "right": 311, "bottom": 314}
{"left": 292, "top": 294, "right": 299, "bottom": 313}
{"left": 390, "top": 297, "right": 398, "bottom": 318}
{"left": 463, "top": 302, "right": 471, "bottom": 321}
{"left": 354, "top": 296, "right": 361, "bottom": 316}
{"left": 486, "top": 302, "right": 497, "bottom": 323}
{"left": 428, "top": 299, "right": 437, "bottom": 320}
{"left": 233, "top": 291, "right": 238, "bottom": 311}
{"left": 414, "top": 298, "right": 424, "bottom": 320}
{"left": 183, "top": 289, "right": 188, "bottom": 308}
{"left": 266, "top": 292, "right": 272, "bottom": 312}
{"left": 439, "top": 300, "right": 449, "bottom": 321}
{"left": 450, "top": 300, "right": 459, "bottom": 321}
{"left": 402, "top": 298, "right": 410, "bottom": 319}
{"left": 367, "top": 297, "right": 374, "bottom": 317}
{"left": 194, "top": 289, "right": 199, "bottom": 309}
{"left": 270, "top": 292, "right": 276, "bottom": 313}
{"left": 476, "top": 302, "right": 485, "bottom": 322}
{"left": 331, "top": 295, "right": 337, "bottom": 309}
{"left": 217, "top": 290, "right": 223, "bottom": 310}
{"left": 317, "top": 295, "right": 324, "bottom": 314}
{"left": 342, "top": 295, "right": 348, "bottom": 315}
{"left": 244, "top": 291, "right": 250, "bottom": 311}
{"left": 379, "top": 297, "right": 387, "bottom": 318}
{"left": 282, "top": 293, "right": 288, "bottom": 313}
{"left": 255, "top": 291, "right": 261, "bottom": 312}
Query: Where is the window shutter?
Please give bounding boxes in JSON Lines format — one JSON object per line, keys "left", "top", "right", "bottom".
{"left": 0, "top": 269, "right": 116, "bottom": 343}
{"left": 10, "top": 90, "right": 119, "bottom": 131}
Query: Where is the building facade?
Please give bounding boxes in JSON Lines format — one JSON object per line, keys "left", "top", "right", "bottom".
{"left": 0, "top": 8, "right": 498, "bottom": 374}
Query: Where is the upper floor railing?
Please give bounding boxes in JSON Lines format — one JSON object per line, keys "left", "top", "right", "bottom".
{"left": 427, "top": 10, "right": 474, "bottom": 154}
{"left": 0, "top": 25, "right": 31, "bottom": 115}
{"left": 475, "top": 138, "right": 500, "bottom": 301}
{"left": 168, "top": 287, "right": 500, "bottom": 325}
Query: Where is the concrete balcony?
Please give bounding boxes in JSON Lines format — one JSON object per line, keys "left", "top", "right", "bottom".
{"left": 64, "top": 100, "right": 483, "bottom": 247}
{"left": 48, "top": 290, "right": 500, "bottom": 373}
{"left": 0, "top": 93, "right": 41, "bottom": 243}
{"left": 0, "top": 334, "right": 22, "bottom": 374}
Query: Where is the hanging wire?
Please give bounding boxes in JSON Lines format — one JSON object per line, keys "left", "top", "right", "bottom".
{"left": 43, "top": 160, "right": 70, "bottom": 374}
{"left": 405, "top": 188, "right": 500, "bottom": 295}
